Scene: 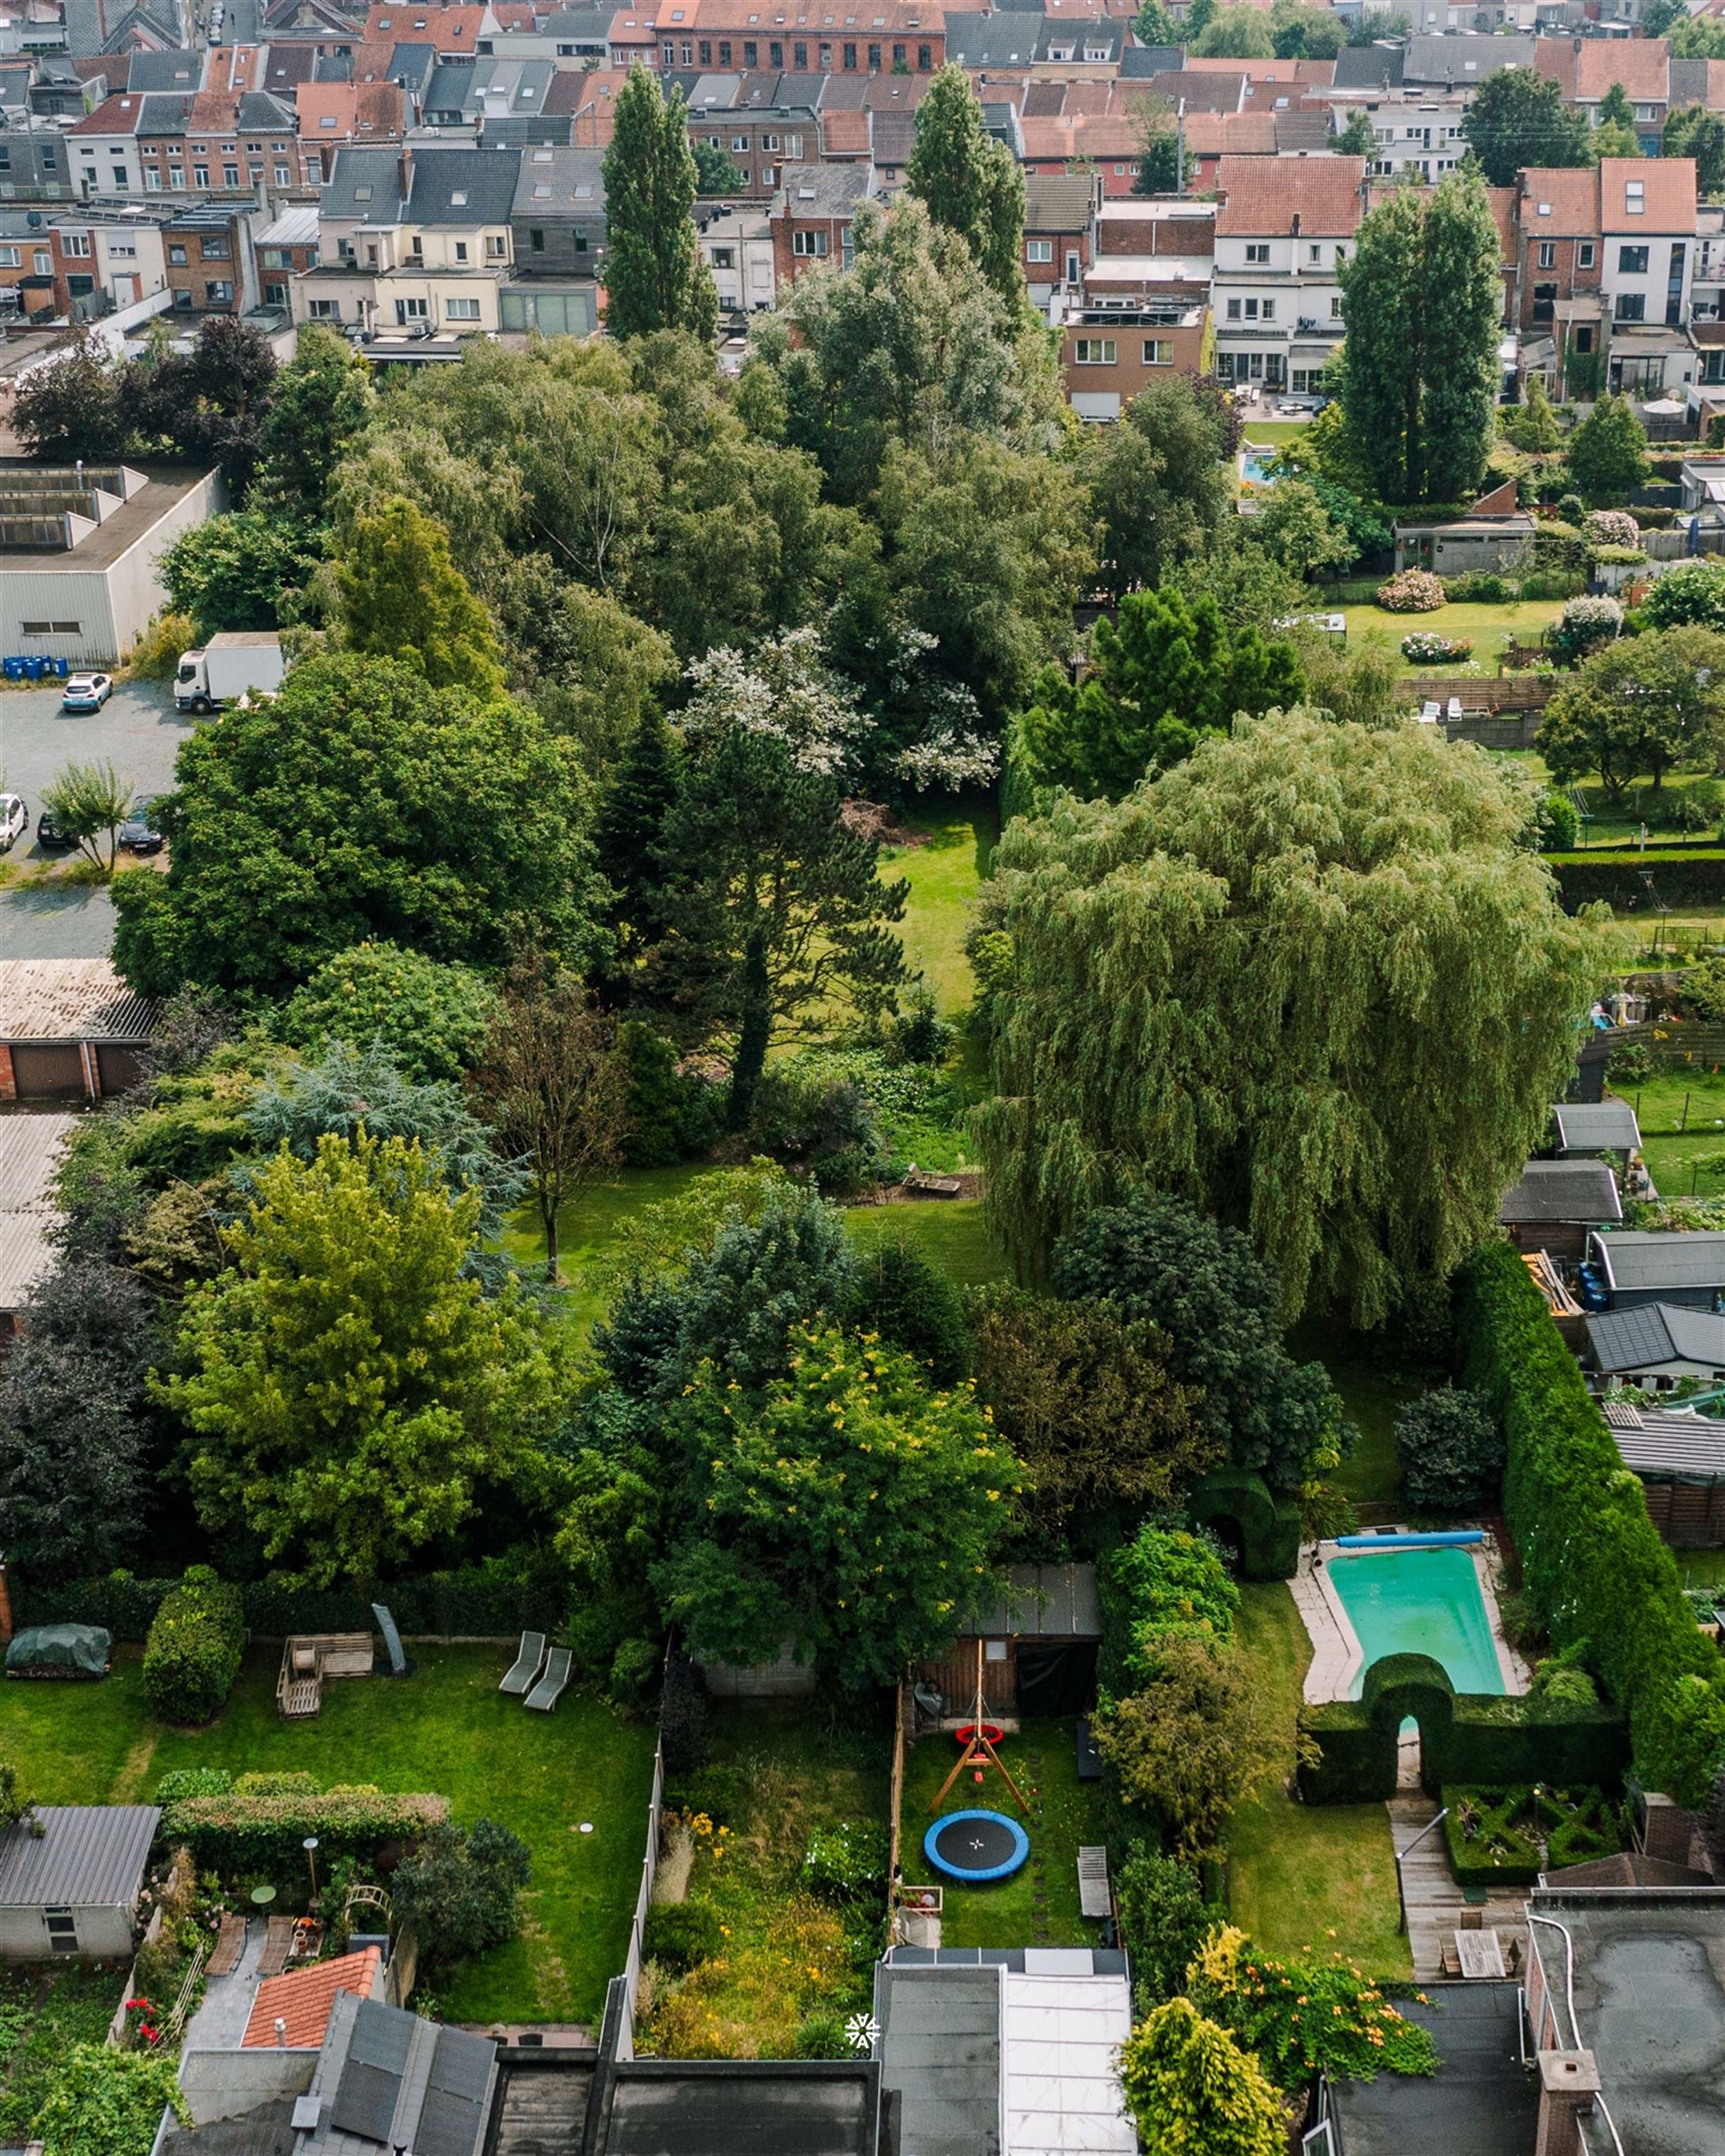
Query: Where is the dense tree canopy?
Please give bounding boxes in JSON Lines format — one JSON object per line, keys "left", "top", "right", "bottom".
{"left": 1460, "top": 68, "right": 1591, "bottom": 185}
{"left": 333, "top": 496, "right": 505, "bottom": 695}
{"left": 907, "top": 65, "right": 1026, "bottom": 301}
{"left": 111, "top": 655, "right": 607, "bottom": 998}
{"left": 1080, "top": 375, "right": 1232, "bottom": 597}
{"left": 980, "top": 712, "right": 1604, "bottom": 1321}
{"left": 1536, "top": 626, "right": 1725, "bottom": 800}
{"left": 602, "top": 65, "right": 719, "bottom": 341}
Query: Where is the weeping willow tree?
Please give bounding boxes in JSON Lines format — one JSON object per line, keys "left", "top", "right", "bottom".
{"left": 978, "top": 711, "right": 1606, "bottom": 1322}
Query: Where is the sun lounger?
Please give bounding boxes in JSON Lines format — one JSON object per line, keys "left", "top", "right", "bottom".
{"left": 1419, "top": 700, "right": 1441, "bottom": 723}
{"left": 524, "top": 1645, "right": 573, "bottom": 1713}
{"left": 500, "top": 1630, "right": 547, "bottom": 1697}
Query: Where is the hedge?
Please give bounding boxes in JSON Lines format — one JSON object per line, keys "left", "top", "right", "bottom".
{"left": 1457, "top": 1242, "right": 1725, "bottom": 1806}
{"left": 1441, "top": 1784, "right": 1621, "bottom": 1890}
{"left": 17, "top": 1554, "right": 566, "bottom": 1644}
{"left": 1184, "top": 1469, "right": 1301, "bottom": 1581}
{"left": 161, "top": 1788, "right": 448, "bottom": 1874}
{"left": 1546, "top": 849, "right": 1725, "bottom": 910}
{"left": 1297, "top": 1652, "right": 1627, "bottom": 1804}
{"left": 142, "top": 1568, "right": 245, "bottom": 1726}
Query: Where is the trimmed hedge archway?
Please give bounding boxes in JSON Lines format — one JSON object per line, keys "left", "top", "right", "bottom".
{"left": 1185, "top": 1469, "right": 1301, "bottom": 1581}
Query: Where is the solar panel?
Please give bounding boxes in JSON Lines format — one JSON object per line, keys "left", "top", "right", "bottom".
{"left": 349, "top": 1999, "right": 415, "bottom": 2072}
{"left": 413, "top": 2090, "right": 486, "bottom": 2156}
{"left": 331, "top": 2057, "right": 400, "bottom": 2144}
{"left": 428, "top": 2027, "right": 495, "bottom": 2100}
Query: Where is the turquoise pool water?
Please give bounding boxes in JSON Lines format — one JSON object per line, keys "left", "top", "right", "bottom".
{"left": 1327, "top": 1545, "right": 1505, "bottom": 1700}
{"left": 1241, "top": 450, "right": 1278, "bottom": 484}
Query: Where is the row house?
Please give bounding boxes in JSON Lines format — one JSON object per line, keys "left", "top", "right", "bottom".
{"left": 0, "top": 112, "right": 70, "bottom": 197}
{"left": 45, "top": 205, "right": 167, "bottom": 312}
{"left": 946, "top": 10, "right": 1121, "bottom": 74}
{"left": 1361, "top": 99, "right": 1467, "bottom": 182}
{"left": 649, "top": 0, "right": 945, "bottom": 79}
{"left": 1535, "top": 36, "right": 1670, "bottom": 157}
{"left": 509, "top": 139, "right": 601, "bottom": 274}
{"left": 161, "top": 199, "right": 263, "bottom": 313}
{"left": 1212, "top": 152, "right": 1364, "bottom": 397}
{"left": 255, "top": 197, "right": 318, "bottom": 306}
{"left": 1083, "top": 195, "right": 1215, "bottom": 310}
{"left": 293, "top": 141, "right": 518, "bottom": 332}
{"left": 684, "top": 79, "right": 820, "bottom": 199}
{"left": 359, "top": 4, "right": 500, "bottom": 55}
{"left": 700, "top": 192, "right": 773, "bottom": 308}
{"left": 1021, "top": 170, "right": 1092, "bottom": 306}
{"left": 767, "top": 157, "right": 869, "bottom": 286}
{"left": 68, "top": 88, "right": 300, "bottom": 197}
{"left": 1517, "top": 158, "right": 1697, "bottom": 399}
{"left": 1058, "top": 295, "right": 1212, "bottom": 420}
{"left": 297, "top": 79, "right": 410, "bottom": 183}
{"left": 420, "top": 53, "right": 563, "bottom": 139}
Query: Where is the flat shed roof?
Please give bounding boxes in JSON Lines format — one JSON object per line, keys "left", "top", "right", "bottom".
{"left": 1553, "top": 1100, "right": 1642, "bottom": 1154}
{"left": 0, "top": 958, "right": 156, "bottom": 1042}
{"left": 966, "top": 1564, "right": 1102, "bottom": 1641}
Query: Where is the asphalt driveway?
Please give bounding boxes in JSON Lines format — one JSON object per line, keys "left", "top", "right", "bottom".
{"left": 0, "top": 679, "right": 191, "bottom": 960}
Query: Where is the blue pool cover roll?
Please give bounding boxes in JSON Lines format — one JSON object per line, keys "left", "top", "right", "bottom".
{"left": 1334, "top": 1530, "right": 1483, "bottom": 1550}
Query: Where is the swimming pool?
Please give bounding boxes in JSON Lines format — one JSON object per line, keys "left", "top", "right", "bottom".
{"left": 1325, "top": 1545, "right": 1508, "bottom": 1700}
{"left": 1241, "top": 448, "right": 1279, "bottom": 485}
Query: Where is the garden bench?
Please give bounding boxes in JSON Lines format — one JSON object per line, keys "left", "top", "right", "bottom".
{"left": 500, "top": 1631, "right": 548, "bottom": 1697}
{"left": 524, "top": 1645, "right": 573, "bottom": 1713}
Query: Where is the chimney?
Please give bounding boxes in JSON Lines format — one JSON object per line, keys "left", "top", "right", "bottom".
{"left": 398, "top": 143, "right": 413, "bottom": 199}
{"left": 1534, "top": 2050, "right": 1601, "bottom": 2156}
{"left": 274, "top": 2018, "right": 288, "bottom": 2048}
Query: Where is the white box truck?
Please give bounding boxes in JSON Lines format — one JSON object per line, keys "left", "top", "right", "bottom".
{"left": 174, "top": 631, "right": 288, "bottom": 712}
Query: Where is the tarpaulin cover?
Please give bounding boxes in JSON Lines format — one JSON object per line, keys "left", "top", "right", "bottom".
{"left": 5, "top": 1623, "right": 112, "bottom": 1677}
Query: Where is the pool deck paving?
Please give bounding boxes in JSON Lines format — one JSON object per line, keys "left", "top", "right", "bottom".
{"left": 1292, "top": 1536, "right": 1531, "bottom": 1705}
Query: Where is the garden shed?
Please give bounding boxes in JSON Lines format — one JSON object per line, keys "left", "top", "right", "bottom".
{"left": 0, "top": 960, "right": 157, "bottom": 1102}
{"left": 1584, "top": 1229, "right": 1725, "bottom": 1312}
{"left": 1552, "top": 1100, "right": 1642, "bottom": 1159}
{"left": 1392, "top": 511, "right": 1537, "bottom": 575}
{"left": 1601, "top": 1398, "right": 1725, "bottom": 1547}
{"left": 0, "top": 1803, "right": 158, "bottom": 1960}
{"left": 919, "top": 1563, "right": 1102, "bottom": 1718}
{"left": 1497, "top": 1158, "right": 1621, "bottom": 1260}
{"left": 1584, "top": 1304, "right": 1725, "bottom": 1390}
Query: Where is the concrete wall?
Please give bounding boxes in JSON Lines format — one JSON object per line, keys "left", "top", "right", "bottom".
{"left": 702, "top": 1644, "right": 817, "bottom": 1697}
{"left": 0, "top": 1901, "right": 135, "bottom": 1959}
{"left": 177, "top": 2046, "right": 317, "bottom": 2126}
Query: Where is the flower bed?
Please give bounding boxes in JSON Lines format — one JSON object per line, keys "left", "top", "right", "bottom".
{"left": 1400, "top": 632, "right": 1474, "bottom": 664}
{"left": 1441, "top": 1783, "right": 1621, "bottom": 1890}
{"left": 1375, "top": 569, "right": 1446, "bottom": 613}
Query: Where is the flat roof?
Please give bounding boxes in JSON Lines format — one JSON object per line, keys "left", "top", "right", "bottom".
{"left": 0, "top": 1803, "right": 158, "bottom": 1909}
{"left": 602, "top": 2064, "right": 878, "bottom": 2156}
{"left": 1328, "top": 1985, "right": 1539, "bottom": 2156}
{"left": 876, "top": 1965, "right": 1000, "bottom": 2156}
{"left": 1528, "top": 1888, "right": 1725, "bottom": 2148}
{"left": 967, "top": 1563, "right": 1102, "bottom": 1641}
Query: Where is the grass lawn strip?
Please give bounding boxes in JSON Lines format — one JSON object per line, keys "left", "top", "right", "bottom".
{"left": 0, "top": 1964, "right": 128, "bottom": 2141}
{"left": 0, "top": 1645, "right": 656, "bottom": 2028}
{"left": 1336, "top": 597, "right": 1564, "bottom": 669}
{"left": 881, "top": 800, "right": 994, "bottom": 1015}
{"left": 1227, "top": 1585, "right": 1412, "bottom": 1980}
{"left": 899, "top": 1714, "right": 1107, "bottom": 1950}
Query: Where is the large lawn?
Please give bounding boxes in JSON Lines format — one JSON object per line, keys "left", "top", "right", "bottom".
{"left": 1615, "top": 1067, "right": 1725, "bottom": 1200}
{"left": 1338, "top": 598, "right": 1563, "bottom": 670}
{"left": 1290, "top": 1314, "right": 1418, "bottom": 1519}
{"left": 0, "top": 1647, "right": 658, "bottom": 2027}
{"left": 900, "top": 1716, "right": 1110, "bottom": 1950}
{"left": 883, "top": 798, "right": 996, "bottom": 1015}
{"left": 1227, "top": 1585, "right": 1411, "bottom": 1978}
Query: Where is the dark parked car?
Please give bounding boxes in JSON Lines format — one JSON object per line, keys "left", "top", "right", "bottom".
{"left": 119, "top": 795, "right": 164, "bottom": 854}
{"left": 34, "top": 806, "right": 77, "bottom": 850}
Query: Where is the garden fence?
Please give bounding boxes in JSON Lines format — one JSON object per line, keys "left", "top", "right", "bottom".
{"left": 617, "top": 1739, "right": 665, "bottom": 2059}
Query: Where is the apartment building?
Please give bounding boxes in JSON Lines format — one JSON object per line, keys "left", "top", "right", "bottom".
{"left": 294, "top": 141, "right": 517, "bottom": 332}
{"left": 68, "top": 88, "right": 299, "bottom": 198}
{"left": 46, "top": 205, "right": 166, "bottom": 313}
{"left": 1021, "top": 170, "right": 1092, "bottom": 308}
{"left": 684, "top": 81, "right": 820, "bottom": 200}
{"left": 1212, "top": 152, "right": 1363, "bottom": 395}
{"left": 649, "top": 0, "right": 944, "bottom": 79}
{"left": 1059, "top": 297, "right": 1212, "bottom": 421}
{"left": 767, "top": 158, "right": 870, "bottom": 288}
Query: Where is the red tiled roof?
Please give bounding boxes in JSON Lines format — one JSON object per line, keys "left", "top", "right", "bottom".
{"left": 1599, "top": 155, "right": 1695, "bottom": 233}
{"left": 297, "top": 80, "right": 406, "bottom": 138}
{"left": 1214, "top": 151, "right": 1365, "bottom": 236}
{"left": 241, "top": 1949, "right": 382, "bottom": 2051}
{"left": 1184, "top": 110, "right": 1275, "bottom": 155}
{"left": 1517, "top": 164, "right": 1599, "bottom": 239}
{"left": 820, "top": 108, "right": 869, "bottom": 152}
{"left": 68, "top": 93, "right": 144, "bottom": 135}
{"left": 1020, "top": 112, "right": 1138, "bottom": 160}
{"left": 1534, "top": 39, "right": 1577, "bottom": 100}
{"left": 362, "top": 2, "right": 488, "bottom": 47}
{"left": 1575, "top": 37, "right": 1668, "bottom": 104}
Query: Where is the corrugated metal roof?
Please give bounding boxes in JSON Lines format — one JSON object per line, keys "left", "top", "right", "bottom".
{"left": 1604, "top": 1401, "right": 1725, "bottom": 1479}
{"left": 1594, "top": 1231, "right": 1725, "bottom": 1294}
{"left": 1498, "top": 1159, "right": 1621, "bottom": 1227}
{"left": 0, "top": 1112, "right": 75, "bottom": 1311}
{"left": 0, "top": 1804, "right": 158, "bottom": 1909}
{"left": 0, "top": 960, "right": 156, "bottom": 1042}
{"left": 1552, "top": 1100, "right": 1642, "bottom": 1154}
{"left": 970, "top": 1564, "right": 1102, "bottom": 1640}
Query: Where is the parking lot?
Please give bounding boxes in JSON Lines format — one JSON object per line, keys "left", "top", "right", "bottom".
{"left": 0, "top": 678, "right": 192, "bottom": 960}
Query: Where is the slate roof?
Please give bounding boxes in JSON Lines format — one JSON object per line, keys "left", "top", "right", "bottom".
{"left": 511, "top": 144, "right": 605, "bottom": 217}
{"left": 1591, "top": 1230, "right": 1725, "bottom": 1295}
{"left": 1118, "top": 43, "right": 1183, "bottom": 76}
{"left": 1552, "top": 1100, "right": 1642, "bottom": 1153}
{"left": 126, "top": 48, "right": 203, "bottom": 90}
{"left": 324, "top": 141, "right": 522, "bottom": 224}
{"left": 1586, "top": 1302, "right": 1725, "bottom": 1374}
{"left": 1331, "top": 41, "right": 1405, "bottom": 89}
{"left": 1497, "top": 1158, "right": 1621, "bottom": 1227}
{"left": 0, "top": 1805, "right": 158, "bottom": 1910}
{"left": 944, "top": 13, "right": 1043, "bottom": 67}
{"left": 775, "top": 160, "right": 871, "bottom": 215}
{"left": 1403, "top": 32, "right": 1535, "bottom": 84}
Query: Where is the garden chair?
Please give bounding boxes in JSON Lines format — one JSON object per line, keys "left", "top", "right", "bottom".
{"left": 1419, "top": 701, "right": 1441, "bottom": 723}
{"left": 500, "top": 1631, "right": 547, "bottom": 1697}
{"left": 524, "top": 1645, "right": 573, "bottom": 1713}
{"left": 1446, "top": 697, "right": 1464, "bottom": 721}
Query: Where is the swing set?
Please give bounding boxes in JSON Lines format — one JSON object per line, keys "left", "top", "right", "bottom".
{"left": 928, "top": 1639, "right": 1027, "bottom": 1814}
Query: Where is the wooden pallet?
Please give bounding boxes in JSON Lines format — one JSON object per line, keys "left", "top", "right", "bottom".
{"left": 1077, "top": 1844, "right": 1111, "bottom": 1919}
{"left": 279, "top": 1671, "right": 322, "bottom": 1718}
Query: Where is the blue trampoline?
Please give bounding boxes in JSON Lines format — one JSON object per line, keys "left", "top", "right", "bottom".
{"left": 924, "top": 1809, "right": 1030, "bottom": 1883}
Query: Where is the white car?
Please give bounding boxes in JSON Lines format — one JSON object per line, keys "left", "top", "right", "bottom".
{"left": 0, "top": 793, "right": 27, "bottom": 850}
{"left": 61, "top": 671, "right": 112, "bottom": 712}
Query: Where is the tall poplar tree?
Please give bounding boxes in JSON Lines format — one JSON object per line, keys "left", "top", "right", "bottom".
{"left": 602, "top": 65, "right": 720, "bottom": 342}
{"left": 907, "top": 65, "right": 1025, "bottom": 303}
{"left": 1339, "top": 168, "right": 1504, "bottom": 505}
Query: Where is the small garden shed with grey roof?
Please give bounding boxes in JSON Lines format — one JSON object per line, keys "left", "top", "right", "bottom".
{"left": 0, "top": 1803, "right": 158, "bottom": 1960}
{"left": 920, "top": 1564, "right": 1103, "bottom": 1719}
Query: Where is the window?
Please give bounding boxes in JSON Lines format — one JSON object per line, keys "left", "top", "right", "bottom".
{"left": 446, "top": 295, "right": 481, "bottom": 318}
{"left": 1537, "top": 240, "right": 1555, "bottom": 268}
{"left": 43, "top": 1910, "right": 77, "bottom": 1955}
{"left": 868, "top": 41, "right": 880, "bottom": 64}
{"left": 1309, "top": 242, "right": 1320, "bottom": 263}
{"left": 61, "top": 233, "right": 90, "bottom": 257}
{"left": 530, "top": 226, "right": 544, "bottom": 251}
{"left": 1615, "top": 290, "right": 1646, "bottom": 322}
{"left": 486, "top": 233, "right": 506, "bottom": 257}
{"left": 1142, "top": 337, "right": 1171, "bottom": 364}
{"left": 732, "top": 134, "right": 749, "bottom": 152}
{"left": 918, "top": 42, "right": 931, "bottom": 67}
{"left": 1026, "top": 237, "right": 1052, "bottom": 262}
{"left": 762, "top": 133, "right": 780, "bottom": 152}
{"left": 1579, "top": 241, "right": 1597, "bottom": 268}
{"left": 786, "top": 134, "right": 802, "bottom": 157}
{"left": 67, "top": 275, "right": 92, "bottom": 299}
{"left": 662, "top": 41, "right": 675, "bottom": 63}
{"left": 843, "top": 41, "right": 856, "bottom": 64}
{"left": 202, "top": 235, "right": 230, "bottom": 258}
{"left": 793, "top": 39, "right": 807, "bottom": 63}
{"left": 395, "top": 295, "right": 429, "bottom": 321}
{"left": 205, "top": 278, "right": 232, "bottom": 303}
{"left": 712, "top": 245, "right": 736, "bottom": 268}
{"left": 1626, "top": 179, "right": 1645, "bottom": 214}
{"left": 698, "top": 37, "right": 711, "bottom": 61}
{"left": 310, "top": 297, "right": 342, "bottom": 317}
{"left": 264, "top": 279, "right": 288, "bottom": 307}
{"left": 169, "top": 166, "right": 184, "bottom": 187}
{"left": 455, "top": 240, "right": 469, "bottom": 261}
{"left": 893, "top": 41, "right": 906, "bottom": 62}
{"left": 793, "top": 228, "right": 829, "bottom": 255}
{"left": 1245, "top": 242, "right": 1269, "bottom": 264}
{"left": 168, "top": 243, "right": 188, "bottom": 264}
{"left": 1619, "top": 244, "right": 1648, "bottom": 275}
{"left": 744, "top": 39, "right": 757, "bottom": 63}
{"left": 223, "top": 163, "right": 239, "bottom": 186}
{"left": 1074, "top": 337, "right": 1116, "bottom": 363}
{"left": 0, "top": 248, "right": 17, "bottom": 266}
{"left": 770, "top": 39, "right": 782, "bottom": 64}
{"left": 680, "top": 39, "right": 692, "bottom": 62}
{"left": 1227, "top": 296, "right": 1241, "bottom": 319}
{"left": 31, "top": 250, "right": 48, "bottom": 276}
{"left": 573, "top": 228, "right": 589, "bottom": 253}
{"left": 194, "top": 164, "right": 209, "bottom": 187}
{"left": 1261, "top": 298, "right": 1274, "bottom": 321}
{"left": 172, "top": 288, "right": 193, "bottom": 308}
{"left": 41, "top": 150, "right": 55, "bottom": 173}
{"left": 1330, "top": 295, "right": 1342, "bottom": 317}
{"left": 718, "top": 39, "right": 731, "bottom": 62}
{"left": 819, "top": 43, "right": 831, "bottom": 66}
